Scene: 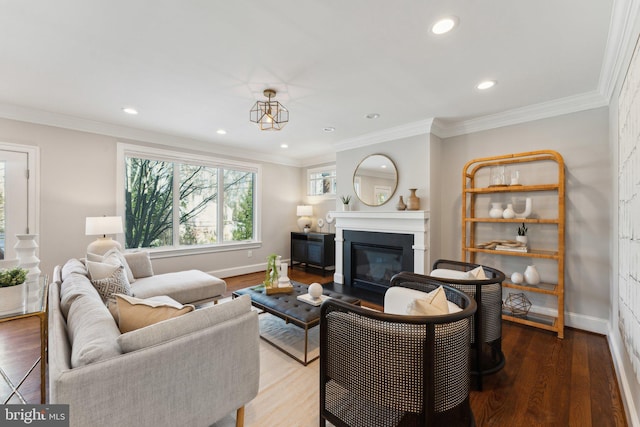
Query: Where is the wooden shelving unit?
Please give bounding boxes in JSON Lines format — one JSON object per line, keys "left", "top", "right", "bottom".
{"left": 462, "top": 150, "right": 565, "bottom": 338}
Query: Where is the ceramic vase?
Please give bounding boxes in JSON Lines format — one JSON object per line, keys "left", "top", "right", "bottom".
{"left": 489, "top": 202, "right": 503, "bottom": 218}
{"left": 407, "top": 188, "right": 420, "bottom": 210}
{"left": 516, "top": 235, "right": 528, "bottom": 245}
{"left": 396, "top": 196, "right": 407, "bottom": 211}
{"left": 524, "top": 265, "right": 540, "bottom": 285}
{"left": 502, "top": 203, "right": 516, "bottom": 219}
{"left": 0, "top": 282, "right": 26, "bottom": 314}
{"left": 14, "top": 234, "right": 40, "bottom": 285}
{"left": 341, "top": 203, "right": 350, "bottom": 211}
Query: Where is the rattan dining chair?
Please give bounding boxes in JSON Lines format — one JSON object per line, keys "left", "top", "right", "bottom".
{"left": 320, "top": 278, "right": 477, "bottom": 427}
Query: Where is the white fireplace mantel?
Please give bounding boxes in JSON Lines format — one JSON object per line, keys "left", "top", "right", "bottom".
{"left": 330, "top": 210, "right": 430, "bottom": 284}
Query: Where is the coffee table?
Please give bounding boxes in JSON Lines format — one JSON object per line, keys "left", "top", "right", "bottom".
{"left": 232, "top": 281, "right": 360, "bottom": 365}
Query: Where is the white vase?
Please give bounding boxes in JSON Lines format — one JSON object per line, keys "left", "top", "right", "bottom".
{"left": 502, "top": 204, "right": 516, "bottom": 219}
{"left": 489, "top": 202, "right": 503, "bottom": 218}
{"left": 516, "top": 235, "right": 528, "bottom": 245}
{"left": 14, "top": 234, "right": 41, "bottom": 285}
{"left": 524, "top": 265, "right": 540, "bottom": 285}
{"left": 0, "top": 282, "right": 26, "bottom": 314}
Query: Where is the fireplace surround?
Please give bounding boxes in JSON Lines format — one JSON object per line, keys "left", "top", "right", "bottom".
{"left": 331, "top": 211, "right": 430, "bottom": 290}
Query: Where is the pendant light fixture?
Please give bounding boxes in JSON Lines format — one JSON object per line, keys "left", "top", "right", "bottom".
{"left": 250, "top": 89, "right": 289, "bottom": 131}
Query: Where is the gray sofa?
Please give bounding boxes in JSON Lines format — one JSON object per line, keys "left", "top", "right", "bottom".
{"left": 48, "top": 258, "right": 260, "bottom": 427}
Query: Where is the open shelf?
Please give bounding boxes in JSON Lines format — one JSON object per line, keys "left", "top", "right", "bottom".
{"left": 462, "top": 150, "right": 565, "bottom": 338}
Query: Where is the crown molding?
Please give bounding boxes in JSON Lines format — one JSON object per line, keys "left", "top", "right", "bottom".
{"left": 434, "top": 90, "right": 608, "bottom": 138}
{"left": 599, "top": 0, "right": 640, "bottom": 102}
{"left": 334, "top": 118, "right": 434, "bottom": 152}
{"left": 0, "top": 103, "right": 303, "bottom": 167}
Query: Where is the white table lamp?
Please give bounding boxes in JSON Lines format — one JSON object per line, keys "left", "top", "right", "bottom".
{"left": 296, "top": 205, "right": 313, "bottom": 232}
{"left": 86, "top": 216, "right": 124, "bottom": 255}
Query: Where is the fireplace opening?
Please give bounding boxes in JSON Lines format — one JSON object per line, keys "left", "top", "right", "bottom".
{"left": 344, "top": 230, "right": 414, "bottom": 294}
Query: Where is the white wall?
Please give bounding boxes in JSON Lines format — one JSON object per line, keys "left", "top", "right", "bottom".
{"left": 439, "top": 107, "right": 611, "bottom": 333}
{"left": 0, "top": 117, "right": 301, "bottom": 279}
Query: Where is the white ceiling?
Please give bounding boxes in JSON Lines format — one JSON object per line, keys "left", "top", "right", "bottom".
{"left": 0, "top": 1, "right": 622, "bottom": 165}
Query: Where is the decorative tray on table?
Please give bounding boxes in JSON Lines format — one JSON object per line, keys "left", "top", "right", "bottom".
{"left": 296, "top": 294, "right": 329, "bottom": 306}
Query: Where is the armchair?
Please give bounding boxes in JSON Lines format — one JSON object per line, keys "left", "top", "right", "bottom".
{"left": 320, "top": 278, "right": 477, "bottom": 427}
{"left": 425, "top": 259, "right": 506, "bottom": 390}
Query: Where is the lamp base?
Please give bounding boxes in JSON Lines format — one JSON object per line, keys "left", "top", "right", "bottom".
{"left": 87, "top": 237, "right": 122, "bottom": 256}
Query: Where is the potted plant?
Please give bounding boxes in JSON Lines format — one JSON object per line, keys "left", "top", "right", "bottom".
{"left": 0, "top": 266, "right": 28, "bottom": 313}
{"left": 516, "top": 223, "right": 528, "bottom": 245}
{"left": 340, "top": 195, "right": 351, "bottom": 211}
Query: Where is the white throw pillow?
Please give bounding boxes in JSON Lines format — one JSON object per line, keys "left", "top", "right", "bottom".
{"left": 406, "top": 285, "right": 450, "bottom": 316}
{"left": 430, "top": 268, "right": 474, "bottom": 280}
{"left": 123, "top": 251, "right": 154, "bottom": 279}
{"left": 468, "top": 266, "right": 487, "bottom": 279}
{"left": 102, "top": 248, "right": 135, "bottom": 283}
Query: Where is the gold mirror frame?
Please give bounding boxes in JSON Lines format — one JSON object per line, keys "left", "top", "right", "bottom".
{"left": 353, "top": 154, "right": 398, "bottom": 206}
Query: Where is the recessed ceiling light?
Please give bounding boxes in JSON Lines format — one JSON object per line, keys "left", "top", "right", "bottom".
{"left": 216, "top": 129, "right": 227, "bottom": 135}
{"left": 431, "top": 17, "right": 458, "bottom": 35}
{"left": 323, "top": 127, "right": 335, "bottom": 132}
{"left": 477, "top": 80, "right": 497, "bottom": 90}
{"left": 365, "top": 113, "right": 380, "bottom": 119}
{"left": 280, "top": 143, "right": 288, "bottom": 148}
{"left": 381, "top": 165, "right": 387, "bottom": 169}
{"left": 122, "top": 107, "right": 138, "bottom": 115}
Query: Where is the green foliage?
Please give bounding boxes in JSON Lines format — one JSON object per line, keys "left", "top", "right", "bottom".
{"left": 0, "top": 267, "right": 27, "bottom": 288}
{"left": 264, "top": 254, "right": 279, "bottom": 287}
{"left": 340, "top": 195, "right": 351, "bottom": 204}
{"left": 125, "top": 158, "right": 218, "bottom": 248}
{"left": 231, "top": 176, "right": 253, "bottom": 241}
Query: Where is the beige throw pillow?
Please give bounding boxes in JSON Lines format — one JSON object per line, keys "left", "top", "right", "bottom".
{"left": 114, "top": 294, "right": 195, "bottom": 333}
{"left": 469, "top": 266, "right": 487, "bottom": 279}
{"left": 406, "top": 285, "right": 450, "bottom": 316}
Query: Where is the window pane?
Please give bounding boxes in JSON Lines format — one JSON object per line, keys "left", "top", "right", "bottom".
{"left": 308, "top": 169, "right": 336, "bottom": 196}
{"left": 125, "top": 157, "right": 174, "bottom": 248}
{"left": 223, "top": 170, "right": 254, "bottom": 242}
{"left": 179, "top": 164, "right": 218, "bottom": 245}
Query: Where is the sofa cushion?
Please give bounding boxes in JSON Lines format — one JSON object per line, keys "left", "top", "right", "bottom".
{"left": 61, "top": 258, "right": 88, "bottom": 282}
{"left": 67, "top": 293, "right": 122, "bottom": 367}
{"left": 87, "top": 262, "right": 132, "bottom": 304}
{"left": 118, "top": 295, "right": 250, "bottom": 353}
{"left": 123, "top": 251, "right": 154, "bottom": 279}
{"left": 60, "top": 268, "right": 103, "bottom": 318}
{"left": 131, "top": 270, "right": 226, "bottom": 303}
{"left": 113, "top": 294, "right": 194, "bottom": 333}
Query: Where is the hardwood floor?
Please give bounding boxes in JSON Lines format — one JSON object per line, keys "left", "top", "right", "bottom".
{"left": 0, "top": 269, "right": 627, "bottom": 426}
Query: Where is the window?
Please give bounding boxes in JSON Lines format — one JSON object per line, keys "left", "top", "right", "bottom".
{"left": 307, "top": 166, "right": 336, "bottom": 197}
{"left": 118, "top": 144, "right": 259, "bottom": 252}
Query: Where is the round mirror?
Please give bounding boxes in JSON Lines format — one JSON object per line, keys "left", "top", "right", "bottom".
{"left": 353, "top": 154, "right": 398, "bottom": 206}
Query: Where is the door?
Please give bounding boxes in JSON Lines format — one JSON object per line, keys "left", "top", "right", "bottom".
{"left": 0, "top": 150, "right": 29, "bottom": 260}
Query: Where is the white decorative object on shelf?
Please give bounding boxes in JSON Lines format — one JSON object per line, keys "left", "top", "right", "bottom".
{"left": 14, "top": 234, "right": 40, "bottom": 285}
{"left": 0, "top": 282, "right": 26, "bottom": 314}
{"left": 510, "top": 272, "right": 524, "bottom": 284}
{"left": 489, "top": 203, "right": 503, "bottom": 218}
{"left": 502, "top": 204, "right": 516, "bottom": 219}
{"left": 524, "top": 265, "right": 540, "bottom": 285}
{"left": 308, "top": 282, "right": 323, "bottom": 300}
{"left": 514, "top": 197, "right": 533, "bottom": 219}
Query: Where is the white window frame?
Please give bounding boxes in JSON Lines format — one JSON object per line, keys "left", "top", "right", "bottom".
{"left": 307, "top": 165, "right": 337, "bottom": 198}
{"left": 0, "top": 142, "right": 39, "bottom": 260}
{"left": 116, "top": 143, "right": 261, "bottom": 258}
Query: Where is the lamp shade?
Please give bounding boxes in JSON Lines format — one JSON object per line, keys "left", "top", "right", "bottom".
{"left": 296, "top": 205, "right": 313, "bottom": 217}
{"left": 85, "top": 216, "right": 124, "bottom": 236}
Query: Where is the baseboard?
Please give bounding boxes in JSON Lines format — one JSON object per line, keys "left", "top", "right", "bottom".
{"left": 608, "top": 327, "right": 640, "bottom": 427}
{"left": 207, "top": 259, "right": 292, "bottom": 279}
{"left": 527, "top": 306, "right": 609, "bottom": 335}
